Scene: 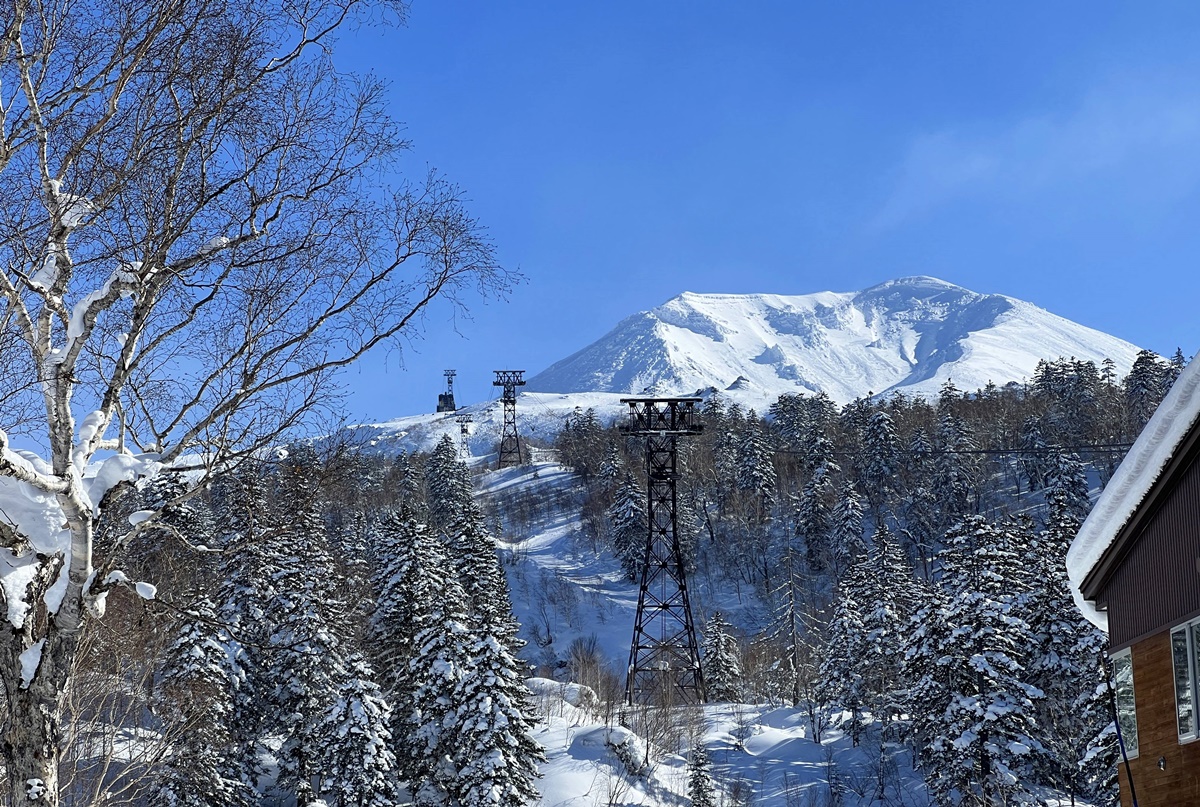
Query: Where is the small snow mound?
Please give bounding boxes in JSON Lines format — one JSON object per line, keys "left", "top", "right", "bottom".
{"left": 526, "top": 677, "right": 598, "bottom": 710}
{"left": 127, "top": 510, "right": 155, "bottom": 526}
{"left": 19, "top": 640, "right": 45, "bottom": 689}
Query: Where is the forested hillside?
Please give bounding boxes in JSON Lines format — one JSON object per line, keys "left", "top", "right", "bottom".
{"left": 65, "top": 439, "right": 542, "bottom": 806}
{"left": 33, "top": 348, "right": 1181, "bottom": 805}
{"left": 546, "top": 348, "right": 1185, "bottom": 805}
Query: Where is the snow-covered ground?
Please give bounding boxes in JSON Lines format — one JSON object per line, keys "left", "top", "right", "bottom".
{"left": 341, "top": 392, "right": 631, "bottom": 458}
{"left": 526, "top": 667, "right": 938, "bottom": 807}
{"left": 480, "top": 463, "right": 763, "bottom": 674}
{"left": 484, "top": 463, "right": 1097, "bottom": 807}
{"left": 480, "top": 463, "right": 927, "bottom": 807}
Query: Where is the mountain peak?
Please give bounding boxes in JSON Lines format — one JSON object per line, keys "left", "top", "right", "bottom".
{"left": 863, "top": 275, "right": 965, "bottom": 292}
{"left": 527, "top": 278, "right": 1140, "bottom": 406}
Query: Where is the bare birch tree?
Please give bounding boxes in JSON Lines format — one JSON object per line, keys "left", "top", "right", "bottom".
{"left": 0, "top": 1, "right": 510, "bottom": 803}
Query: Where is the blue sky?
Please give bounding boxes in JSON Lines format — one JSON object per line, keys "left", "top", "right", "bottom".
{"left": 336, "top": 2, "right": 1200, "bottom": 421}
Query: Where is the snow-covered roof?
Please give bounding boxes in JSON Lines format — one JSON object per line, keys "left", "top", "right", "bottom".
{"left": 1067, "top": 351, "right": 1200, "bottom": 631}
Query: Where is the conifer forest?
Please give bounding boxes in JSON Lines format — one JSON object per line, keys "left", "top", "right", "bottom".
{"left": 16, "top": 350, "right": 1167, "bottom": 805}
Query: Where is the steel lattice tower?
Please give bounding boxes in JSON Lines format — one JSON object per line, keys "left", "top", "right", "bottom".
{"left": 493, "top": 370, "right": 526, "bottom": 468}
{"left": 621, "top": 397, "right": 706, "bottom": 706}
{"left": 437, "top": 369, "right": 458, "bottom": 413}
{"left": 457, "top": 413, "right": 473, "bottom": 460}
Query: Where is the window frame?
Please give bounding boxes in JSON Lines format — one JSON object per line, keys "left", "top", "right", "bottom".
{"left": 1112, "top": 646, "right": 1139, "bottom": 759}
{"left": 1171, "top": 617, "right": 1200, "bottom": 744}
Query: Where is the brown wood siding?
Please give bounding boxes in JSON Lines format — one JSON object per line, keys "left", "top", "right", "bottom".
{"left": 1118, "top": 632, "right": 1200, "bottom": 806}
{"left": 1099, "top": 449, "right": 1200, "bottom": 650}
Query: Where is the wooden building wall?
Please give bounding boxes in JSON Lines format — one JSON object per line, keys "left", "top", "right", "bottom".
{"left": 1098, "top": 444, "right": 1200, "bottom": 651}
{"left": 1118, "top": 632, "right": 1200, "bottom": 806}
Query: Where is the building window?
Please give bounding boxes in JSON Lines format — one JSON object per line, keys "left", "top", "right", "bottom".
{"left": 1112, "top": 648, "right": 1138, "bottom": 757}
{"left": 1172, "top": 618, "right": 1200, "bottom": 743}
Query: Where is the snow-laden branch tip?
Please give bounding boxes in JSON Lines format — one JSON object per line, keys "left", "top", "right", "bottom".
{"left": 0, "top": 429, "right": 69, "bottom": 495}
{"left": 198, "top": 235, "right": 231, "bottom": 255}
{"left": 48, "top": 263, "right": 139, "bottom": 368}
{"left": 46, "top": 178, "right": 96, "bottom": 228}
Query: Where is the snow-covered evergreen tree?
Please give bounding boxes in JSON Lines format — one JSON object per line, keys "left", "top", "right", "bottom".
{"left": 794, "top": 460, "right": 835, "bottom": 572}
{"left": 391, "top": 451, "right": 424, "bottom": 513}
{"left": 828, "top": 481, "right": 865, "bottom": 579}
{"left": 450, "top": 499, "right": 520, "bottom": 643}
{"left": 368, "top": 509, "right": 430, "bottom": 706}
{"left": 932, "top": 382, "right": 976, "bottom": 532}
{"left": 317, "top": 653, "right": 397, "bottom": 807}
{"left": 598, "top": 441, "right": 625, "bottom": 485}
{"left": 821, "top": 568, "right": 867, "bottom": 745}
{"left": 861, "top": 410, "right": 899, "bottom": 523}
{"left": 607, "top": 474, "right": 647, "bottom": 581}
{"left": 393, "top": 534, "right": 476, "bottom": 805}
{"left": 426, "top": 433, "right": 473, "bottom": 532}
{"left": 702, "top": 612, "right": 742, "bottom": 702}
{"left": 1124, "top": 348, "right": 1168, "bottom": 433}
{"left": 913, "top": 516, "right": 1041, "bottom": 806}
{"left": 736, "top": 411, "right": 776, "bottom": 519}
{"left": 210, "top": 470, "right": 275, "bottom": 787}
{"left": 155, "top": 598, "right": 255, "bottom": 806}
{"left": 1044, "top": 451, "right": 1090, "bottom": 524}
{"left": 1024, "top": 461, "right": 1114, "bottom": 805}
{"left": 266, "top": 460, "right": 349, "bottom": 806}
{"left": 450, "top": 630, "right": 545, "bottom": 807}
{"left": 1018, "top": 417, "right": 1050, "bottom": 492}
{"left": 687, "top": 745, "right": 718, "bottom": 807}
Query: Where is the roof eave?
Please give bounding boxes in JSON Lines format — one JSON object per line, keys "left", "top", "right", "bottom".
{"left": 1080, "top": 412, "right": 1200, "bottom": 600}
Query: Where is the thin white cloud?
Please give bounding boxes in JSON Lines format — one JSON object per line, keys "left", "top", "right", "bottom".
{"left": 873, "top": 79, "right": 1200, "bottom": 229}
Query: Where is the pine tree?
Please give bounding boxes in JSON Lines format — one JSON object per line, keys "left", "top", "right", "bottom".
{"left": 1124, "top": 348, "right": 1168, "bottom": 433}
{"left": 210, "top": 470, "right": 275, "bottom": 788}
{"left": 317, "top": 653, "right": 398, "bottom": 807}
{"left": 155, "top": 598, "right": 255, "bottom": 806}
{"left": 390, "top": 451, "right": 423, "bottom": 514}
{"left": 1018, "top": 417, "right": 1050, "bottom": 492}
{"left": 902, "top": 428, "right": 939, "bottom": 579}
{"left": 829, "top": 481, "right": 865, "bottom": 579}
{"left": 1044, "top": 451, "right": 1090, "bottom": 524}
{"left": 392, "top": 536, "right": 476, "bottom": 805}
{"left": 794, "top": 460, "right": 835, "bottom": 572}
{"left": 821, "top": 568, "right": 867, "bottom": 745}
{"left": 902, "top": 579, "right": 952, "bottom": 779}
{"left": 861, "top": 410, "right": 899, "bottom": 524}
{"left": 450, "top": 500, "right": 520, "bottom": 643}
{"left": 1165, "top": 347, "right": 1188, "bottom": 394}
{"left": 1024, "top": 460, "right": 1113, "bottom": 805}
{"left": 736, "top": 412, "right": 777, "bottom": 520}
{"left": 932, "top": 382, "right": 976, "bottom": 533}
{"left": 598, "top": 441, "right": 624, "bottom": 485}
{"left": 450, "top": 631, "right": 545, "bottom": 807}
{"left": 607, "top": 474, "right": 647, "bottom": 581}
{"left": 426, "top": 433, "right": 473, "bottom": 532}
{"left": 702, "top": 612, "right": 742, "bottom": 702}
{"left": 687, "top": 745, "right": 718, "bottom": 807}
{"left": 915, "top": 516, "right": 1041, "bottom": 805}
{"left": 266, "top": 461, "right": 349, "bottom": 806}
{"left": 858, "top": 526, "right": 919, "bottom": 724}
{"left": 368, "top": 509, "right": 430, "bottom": 706}
{"left": 712, "top": 402, "right": 741, "bottom": 514}
{"left": 820, "top": 527, "right": 916, "bottom": 749}
{"left": 769, "top": 393, "right": 809, "bottom": 449}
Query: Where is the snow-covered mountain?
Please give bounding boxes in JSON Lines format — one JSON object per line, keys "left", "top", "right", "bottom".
{"left": 528, "top": 276, "right": 1142, "bottom": 405}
